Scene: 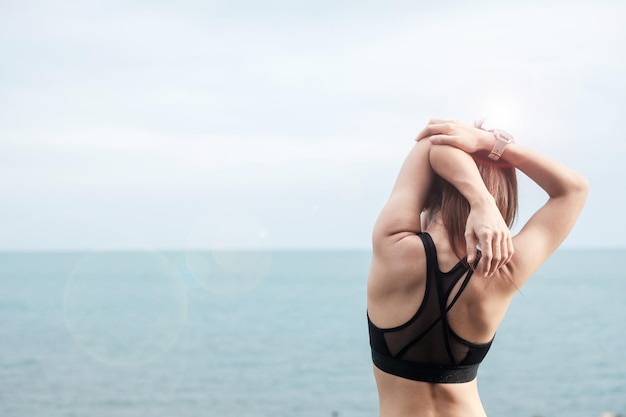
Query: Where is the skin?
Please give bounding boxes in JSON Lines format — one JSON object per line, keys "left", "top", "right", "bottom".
{"left": 367, "top": 119, "right": 588, "bottom": 417}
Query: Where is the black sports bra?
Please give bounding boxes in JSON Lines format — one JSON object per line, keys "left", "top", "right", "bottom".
{"left": 368, "top": 232, "right": 493, "bottom": 383}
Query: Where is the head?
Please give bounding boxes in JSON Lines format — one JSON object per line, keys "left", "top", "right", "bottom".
{"left": 423, "top": 153, "right": 518, "bottom": 261}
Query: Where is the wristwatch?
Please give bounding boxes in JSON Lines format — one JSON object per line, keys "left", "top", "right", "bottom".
{"left": 488, "top": 129, "right": 514, "bottom": 161}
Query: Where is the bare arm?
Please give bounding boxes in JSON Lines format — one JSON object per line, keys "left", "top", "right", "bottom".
{"left": 369, "top": 123, "right": 520, "bottom": 316}
{"left": 372, "top": 127, "right": 513, "bottom": 277}
{"left": 417, "top": 120, "right": 588, "bottom": 287}
{"left": 372, "top": 139, "right": 433, "bottom": 251}
{"left": 428, "top": 144, "right": 514, "bottom": 276}
{"left": 500, "top": 143, "right": 588, "bottom": 280}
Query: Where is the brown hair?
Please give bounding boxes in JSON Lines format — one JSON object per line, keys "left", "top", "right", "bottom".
{"left": 424, "top": 144, "right": 518, "bottom": 261}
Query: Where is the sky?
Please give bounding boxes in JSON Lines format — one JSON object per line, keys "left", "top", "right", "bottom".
{"left": 1, "top": 0, "right": 625, "bottom": 250}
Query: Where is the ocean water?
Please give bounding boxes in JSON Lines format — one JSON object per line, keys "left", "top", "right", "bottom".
{"left": 0, "top": 249, "right": 624, "bottom": 417}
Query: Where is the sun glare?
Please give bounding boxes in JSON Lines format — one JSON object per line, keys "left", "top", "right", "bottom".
{"left": 476, "top": 95, "right": 524, "bottom": 134}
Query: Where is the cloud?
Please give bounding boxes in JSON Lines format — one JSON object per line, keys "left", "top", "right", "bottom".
{"left": 1, "top": 124, "right": 403, "bottom": 192}
{"left": 1, "top": 0, "right": 625, "bottom": 248}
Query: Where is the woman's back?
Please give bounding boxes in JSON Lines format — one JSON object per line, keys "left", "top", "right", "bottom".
{"left": 367, "top": 119, "right": 587, "bottom": 417}
{"left": 368, "top": 224, "right": 508, "bottom": 417}
{"left": 369, "top": 231, "right": 493, "bottom": 381}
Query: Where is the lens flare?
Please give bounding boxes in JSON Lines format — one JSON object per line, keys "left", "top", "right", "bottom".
{"left": 184, "top": 209, "right": 273, "bottom": 295}
{"left": 64, "top": 243, "right": 188, "bottom": 367}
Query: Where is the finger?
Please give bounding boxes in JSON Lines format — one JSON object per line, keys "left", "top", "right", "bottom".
{"left": 465, "top": 233, "right": 478, "bottom": 264}
{"left": 415, "top": 123, "right": 440, "bottom": 141}
{"left": 499, "top": 234, "right": 509, "bottom": 267}
{"left": 491, "top": 234, "right": 502, "bottom": 275}
{"left": 505, "top": 234, "right": 514, "bottom": 265}
{"left": 416, "top": 123, "right": 453, "bottom": 141}
{"left": 478, "top": 234, "right": 493, "bottom": 277}
{"left": 429, "top": 134, "right": 458, "bottom": 146}
{"left": 415, "top": 126, "right": 431, "bottom": 141}
{"left": 502, "top": 234, "right": 512, "bottom": 269}
{"left": 498, "top": 232, "right": 509, "bottom": 274}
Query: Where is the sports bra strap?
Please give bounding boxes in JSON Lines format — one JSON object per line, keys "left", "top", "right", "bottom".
{"left": 368, "top": 232, "right": 493, "bottom": 383}
{"left": 417, "top": 232, "right": 437, "bottom": 274}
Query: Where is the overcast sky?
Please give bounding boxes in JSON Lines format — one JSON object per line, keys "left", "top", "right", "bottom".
{"left": 1, "top": 0, "right": 624, "bottom": 250}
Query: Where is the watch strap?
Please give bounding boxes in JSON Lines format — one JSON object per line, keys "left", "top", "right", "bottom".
{"left": 488, "top": 129, "right": 514, "bottom": 161}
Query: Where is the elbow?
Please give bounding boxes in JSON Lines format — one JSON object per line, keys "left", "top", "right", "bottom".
{"left": 566, "top": 173, "right": 589, "bottom": 204}
{"left": 573, "top": 173, "right": 589, "bottom": 197}
{"left": 371, "top": 218, "right": 393, "bottom": 252}
{"left": 550, "top": 172, "right": 589, "bottom": 204}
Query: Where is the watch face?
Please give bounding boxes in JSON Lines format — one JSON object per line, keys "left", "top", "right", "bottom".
{"left": 494, "top": 129, "right": 514, "bottom": 143}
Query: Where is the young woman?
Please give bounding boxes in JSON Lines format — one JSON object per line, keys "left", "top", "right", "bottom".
{"left": 367, "top": 119, "right": 588, "bottom": 417}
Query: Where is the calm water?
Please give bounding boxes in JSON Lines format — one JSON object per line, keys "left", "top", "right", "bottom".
{"left": 0, "top": 249, "right": 624, "bottom": 417}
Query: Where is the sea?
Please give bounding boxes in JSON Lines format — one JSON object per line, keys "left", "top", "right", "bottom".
{"left": 0, "top": 248, "right": 624, "bottom": 417}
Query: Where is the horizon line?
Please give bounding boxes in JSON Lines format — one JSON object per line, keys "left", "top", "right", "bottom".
{"left": 0, "top": 245, "right": 624, "bottom": 253}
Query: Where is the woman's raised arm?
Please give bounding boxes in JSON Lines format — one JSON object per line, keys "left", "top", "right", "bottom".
{"left": 428, "top": 144, "right": 514, "bottom": 276}
{"left": 417, "top": 119, "right": 589, "bottom": 288}
{"left": 498, "top": 142, "right": 588, "bottom": 282}
{"left": 372, "top": 126, "right": 514, "bottom": 277}
{"left": 371, "top": 139, "right": 434, "bottom": 250}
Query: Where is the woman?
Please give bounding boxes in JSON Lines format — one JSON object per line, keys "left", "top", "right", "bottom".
{"left": 367, "top": 119, "right": 588, "bottom": 417}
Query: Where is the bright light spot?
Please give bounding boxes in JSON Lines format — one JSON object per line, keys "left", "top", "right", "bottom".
{"left": 476, "top": 94, "right": 525, "bottom": 134}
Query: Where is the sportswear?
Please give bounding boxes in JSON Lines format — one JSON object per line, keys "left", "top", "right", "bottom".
{"left": 368, "top": 232, "right": 493, "bottom": 383}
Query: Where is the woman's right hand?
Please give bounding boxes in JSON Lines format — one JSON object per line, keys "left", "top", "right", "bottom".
{"left": 423, "top": 119, "right": 513, "bottom": 276}
{"left": 464, "top": 197, "right": 514, "bottom": 276}
{"left": 415, "top": 119, "right": 494, "bottom": 153}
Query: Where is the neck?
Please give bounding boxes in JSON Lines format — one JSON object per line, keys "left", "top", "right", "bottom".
{"left": 424, "top": 211, "right": 466, "bottom": 262}
{"left": 423, "top": 211, "right": 446, "bottom": 234}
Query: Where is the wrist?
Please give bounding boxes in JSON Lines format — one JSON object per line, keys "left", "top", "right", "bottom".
{"left": 468, "top": 193, "right": 496, "bottom": 209}
{"left": 477, "top": 129, "right": 496, "bottom": 152}
{"left": 488, "top": 129, "right": 514, "bottom": 161}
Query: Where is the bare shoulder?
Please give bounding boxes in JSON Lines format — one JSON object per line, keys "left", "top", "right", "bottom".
{"left": 368, "top": 234, "right": 429, "bottom": 327}
{"left": 372, "top": 232, "right": 426, "bottom": 281}
{"left": 483, "top": 231, "right": 557, "bottom": 298}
